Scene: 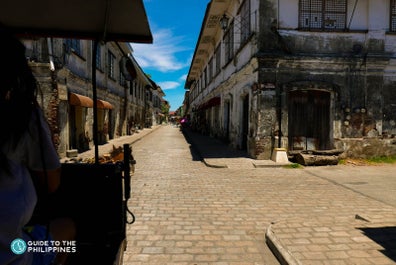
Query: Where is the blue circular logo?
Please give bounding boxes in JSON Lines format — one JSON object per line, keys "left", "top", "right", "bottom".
{"left": 10, "top": 238, "right": 27, "bottom": 255}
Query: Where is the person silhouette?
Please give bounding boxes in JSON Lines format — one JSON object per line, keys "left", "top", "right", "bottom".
{"left": 0, "top": 26, "right": 75, "bottom": 265}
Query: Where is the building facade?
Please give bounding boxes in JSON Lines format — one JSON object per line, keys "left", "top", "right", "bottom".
{"left": 23, "top": 37, "right": 164, "bottom": 158}
{"left": 185, "top": 0, "right": 396, "bottom": 159}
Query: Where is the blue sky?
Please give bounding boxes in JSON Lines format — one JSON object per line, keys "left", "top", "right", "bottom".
{"left": 131, "top": 0, "right": 210, "bottom": 111}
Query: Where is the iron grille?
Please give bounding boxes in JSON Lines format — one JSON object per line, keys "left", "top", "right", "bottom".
{"left": 299, "top": 0, "right": 347, "bottom": 31}
{"left": 391, "top": 0, "right": 396, "bottom": 32}
{"left": 240, "top": 0, "right": 251, "bottom": 43}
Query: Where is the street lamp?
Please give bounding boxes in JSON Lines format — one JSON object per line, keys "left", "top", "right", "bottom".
{"left": 220, "top": 14, "right": 229, "bottom": 31}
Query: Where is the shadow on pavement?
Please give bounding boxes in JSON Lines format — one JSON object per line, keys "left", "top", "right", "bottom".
{"left": 359, "top": 226, "right": 396, "bottom": 262}
{"left": 181, "top": 127, "right": 249, "bottom": 161}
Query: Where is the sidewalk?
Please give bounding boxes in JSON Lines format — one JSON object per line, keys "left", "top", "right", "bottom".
{"left": 60, "top": 125, "right": 161, "bottom": 162}
{"left": 182, "top": 128, "right": 291, "bottom": 169}
{"left": 63, "top": 126, "right": 290, "bottom": 168}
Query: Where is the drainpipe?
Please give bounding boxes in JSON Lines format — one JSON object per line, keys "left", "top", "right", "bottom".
{"left": 46, "top": 37, "right": 60, "bottom": 150}
{"left": 47, "top": 38, "right": 55, "bottom": 72}
{"left": 276, "top": 0, "right": 281, "bottom": 149}
{"left": 92, "top": 40, "right": 99, "bottom": 164}
{"left": 276, "top": 61, "right": 282, "bottom": 148}
{"left": 277, "top": 89, "right": 282, "bottom": 148}
{"left": 348, "top": 0, "right": 359, "bottom": 30}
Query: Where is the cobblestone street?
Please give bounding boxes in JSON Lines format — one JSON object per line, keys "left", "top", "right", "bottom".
{"left": 122, "top": 125, "right": 396, "bottom": 265}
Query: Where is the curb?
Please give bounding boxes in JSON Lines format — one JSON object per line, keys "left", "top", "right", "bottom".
{"left": 202, "top": 160, "right": 228, "bottom": 168}
{"left": 265, "top": 224, "right": 302, "bottom": 265}
{"left": 130, "top": 125, "right": 160, "bottom": 145}
{"left": 61, "top": 126, "right": 162, "bottom": 162}
{"left": 253, "top": 161, "right": 293, "bottom": 168}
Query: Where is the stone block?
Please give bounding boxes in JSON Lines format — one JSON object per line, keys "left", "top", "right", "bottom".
{"left": 66, "top": 149, "right": 78, "bottom": 158}
{"left": 271, "top": 148, "right": 289, "bottom": 163}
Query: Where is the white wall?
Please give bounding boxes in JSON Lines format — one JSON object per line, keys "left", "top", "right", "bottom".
{"left": 278, "top": 0, "right": 392, "bottom": 31}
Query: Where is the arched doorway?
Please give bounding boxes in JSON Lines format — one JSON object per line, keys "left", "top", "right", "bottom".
{"left": 288, "top": 89, "right": 331, "bottom": 151}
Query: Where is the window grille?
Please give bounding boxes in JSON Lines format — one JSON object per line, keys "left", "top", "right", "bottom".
{"left": 204, "top": 67, "right": 207, "bottom": 88}
{"left": 65, "top": 39, "right": 81, "bottom": 55}
{"left": 215, "top": 44, "right": 221, "bottom": 75}
{"left": 299, "top": 0, "right": 347, "bottom": 31}
{"left": 391, "top": 0, "right": 396, "bottom": 32}
{"left": 120, "top": 71, "right": 127, "bottom": 87}
{"left": 130, "top": 80, "right": 135, "bottom": 96}
{"left": 208, "top": 57, "right": 213, "bottom": 82}
{"left": 95, "top": 44, "right": 102, "bottom": 69}
{"left": 224, "top": 21, "right": 234, "bottom": 62}
{"left": 240, "top": 0, "right": 251, "bottom": 43}
{"left": 107, "top": 51, "right": 115, "bottom": 79}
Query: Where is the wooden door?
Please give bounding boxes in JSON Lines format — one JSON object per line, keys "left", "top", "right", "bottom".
{"left": 288, "top": 90, "right": 331, "bottom": 150}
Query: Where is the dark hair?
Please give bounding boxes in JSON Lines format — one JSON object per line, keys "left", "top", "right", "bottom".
{"left": 0, "top": 27, "right": 38, "bottom": 172}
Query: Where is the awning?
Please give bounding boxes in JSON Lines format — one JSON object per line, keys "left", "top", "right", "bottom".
{"left": 97, "top": 99, "right": 113, "bottom": 109}
{"left": 197, "top": 96, "right": 221, "bottom": 111}
{"left": 207, "top": 96, "right": 221, "bottom": 107}
{"left": 69, "top": 93, "right": 93, "bottom": 108}
{"left": 1, "top": 0, "right": 153, "bottom": 43}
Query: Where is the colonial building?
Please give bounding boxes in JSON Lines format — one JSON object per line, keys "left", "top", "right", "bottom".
{"left": 151, "top": 86, "right": 166, "bottom": 125}
{"left": 22, "top": 38, "right": 164, "bottom": 157}
{"left": 185, "top": 0, "right": 396, "bottom": 159}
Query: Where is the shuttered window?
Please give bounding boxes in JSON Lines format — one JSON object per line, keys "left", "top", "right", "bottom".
{"left": 299, "top": 0, "right": 347, "bottom": 31}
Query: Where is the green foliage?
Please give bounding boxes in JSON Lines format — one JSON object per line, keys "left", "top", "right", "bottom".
{"left": 366, "top": 155, "right": 396, "bottom": 164}
{"left": 161, "top": 103, "right": 170, "bottom": 115}
{"left": 283, "top": 163, "right": 303, "bottom": 169}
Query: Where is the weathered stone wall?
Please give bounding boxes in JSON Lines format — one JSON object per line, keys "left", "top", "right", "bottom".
{"left": 256, "top": 53, "right": 394, "bottom": 158}
{"left": 253, "top": 0, "right": 395, "bottom": 159}
{"left": 30, "top": 62, "right": 61, "bottom": 152}
{"left": 336, "top": 138, "right": 396, "bottom": 159}
{"left": 383, "top": 61, "right": 396, "bottom": 137}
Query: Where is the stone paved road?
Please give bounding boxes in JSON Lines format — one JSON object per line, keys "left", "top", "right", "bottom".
{"left": 123, "top": 125, "right": 396, "bottom": 265}
{"left": 123, "top": 126, "right": 280, "bottom": 264}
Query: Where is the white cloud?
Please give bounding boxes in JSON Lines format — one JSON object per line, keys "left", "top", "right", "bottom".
{"left": 132, "top": 28, "right": 191, "bottom": 73}
{"left": 158, "top": 81, "right": 180, "bottom": 90}
{"left": 179, "top": 74, "right": 187, "bottom": 82}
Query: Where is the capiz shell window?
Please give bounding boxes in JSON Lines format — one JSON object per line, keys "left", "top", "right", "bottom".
{"left": 299, "top": 0, "right": 347, "bottom": 31}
